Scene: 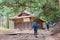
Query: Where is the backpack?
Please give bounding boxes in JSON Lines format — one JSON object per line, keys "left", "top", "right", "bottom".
{"left": 46, "top": 21, "right": 49, "bottom": 25}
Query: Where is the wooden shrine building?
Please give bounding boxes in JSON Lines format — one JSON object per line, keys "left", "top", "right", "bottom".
{"left": 11, "top": 10, "right": 45, "bottom": 30}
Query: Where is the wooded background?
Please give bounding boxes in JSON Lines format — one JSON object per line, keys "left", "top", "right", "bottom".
{"left": 0, "top": 0, "right": 60, "bottom": 28}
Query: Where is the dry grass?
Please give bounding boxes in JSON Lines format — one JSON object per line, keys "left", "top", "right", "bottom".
{"left": 0, "top": 27, "right": 14, "bottom": 34}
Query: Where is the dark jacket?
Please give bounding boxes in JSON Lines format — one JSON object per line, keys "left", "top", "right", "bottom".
{"left": 33, "top": 22, "right": 38, "bottom": 28}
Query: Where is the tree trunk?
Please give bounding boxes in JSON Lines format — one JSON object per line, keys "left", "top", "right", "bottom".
{"left": 59, "top": 0, "right": 60, "bottom": 9}
{"left": 1, "top": 15, "right": 3, "bottom": 27}
{"left": 0, "top": 15, "right": 2, "bottom": 27}
{"left": 6, "top": 14, "right": 9, "bottom": 28}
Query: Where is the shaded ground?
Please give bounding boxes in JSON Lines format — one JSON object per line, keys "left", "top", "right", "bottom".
{"left": 0, "top": 33, "right": 44, "bottom": 40}
{"left": 0, "top": 29, "right": 60, "bottom": 40}
{"left": 0, "top": 29, "right": 52, "bottom": 40}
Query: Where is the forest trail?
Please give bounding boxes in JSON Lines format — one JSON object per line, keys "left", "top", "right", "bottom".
{"left": 0, "top": 29, "right": 58, "bottom": 40}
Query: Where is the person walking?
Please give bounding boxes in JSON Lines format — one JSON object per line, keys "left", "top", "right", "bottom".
{"left": 33, "top": 21, "right": 38, "bottom": 38}
{"left": 45, "top": 21, "right": 50, "bottom": 31}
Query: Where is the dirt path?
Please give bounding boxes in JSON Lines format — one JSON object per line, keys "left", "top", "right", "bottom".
{"left": 0, "top": 30, "right": 60, "bottom": 40}
{"left": 0, "top": 30, "right": 50, "bottom": 40}
{"left": 0, "top": 33, "right": 44, "bottom": 40}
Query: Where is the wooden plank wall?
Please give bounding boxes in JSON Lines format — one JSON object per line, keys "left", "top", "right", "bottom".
{"left": 14, "top": 18, "right": 23, "bottom": 23}
{"left": 14, "top": 22, "right": 33, "bottom": 30}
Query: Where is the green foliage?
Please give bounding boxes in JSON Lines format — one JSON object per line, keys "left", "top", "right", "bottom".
{"left": 0, "top": 0, "right": 59, "bottom": 22}
{"left": 40, "top": 0, "right": 59, "bottom": 22}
